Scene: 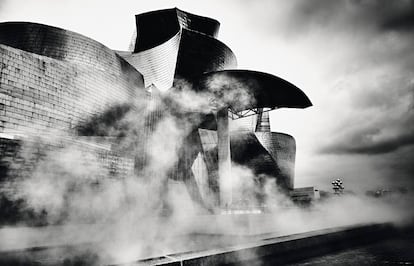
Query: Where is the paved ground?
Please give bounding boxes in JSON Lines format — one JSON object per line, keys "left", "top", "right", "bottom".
{"left": 289, "top": 231, "right": 414, "bottom": 266}
{"left": 0, "top": 222, "right": 411, "bottom": 265}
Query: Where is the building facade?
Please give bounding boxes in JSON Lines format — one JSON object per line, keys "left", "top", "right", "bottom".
{"left": 0, "top": 8, "right": 312, "bottom": 220}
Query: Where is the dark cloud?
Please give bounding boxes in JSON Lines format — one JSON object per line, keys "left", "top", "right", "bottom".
{"left": 320, "top": 70, "right": 414, "bottom": 156}
{"left": 289, "top": 0, "right": 414, "bottom": 159}
{"left": 379, "top": 1, "right": 414, "bottom": 32}
{"left": 320, "top": 98, "right": 414, "bottom": 156}
{"left": 287, "top": 0, "right": 414, "bottom": 34}
{"left": 321, "top": 131, "right": 414, "bottom": 155}
{"left": 376, "top": 145, "right": 414, "bottom": 189}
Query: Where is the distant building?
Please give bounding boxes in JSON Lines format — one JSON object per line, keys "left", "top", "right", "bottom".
{"left": 290, "top": 187, "right": 320, "bottom": 204}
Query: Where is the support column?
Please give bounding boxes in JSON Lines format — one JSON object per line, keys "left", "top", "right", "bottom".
{"left": 255, "top": 108, "right": 271, "bottom": 132}
{"left": 217, "top": 108, "right": 232, "bottom": 209}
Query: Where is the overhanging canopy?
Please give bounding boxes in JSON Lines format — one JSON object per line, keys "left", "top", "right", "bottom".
{"left": 196, "top": 70, "right": 312, "bottom": 112}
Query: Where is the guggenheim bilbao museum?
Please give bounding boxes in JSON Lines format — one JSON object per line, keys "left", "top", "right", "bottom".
{"left": 0, "top": 8, "right": 312, "bottom": 215}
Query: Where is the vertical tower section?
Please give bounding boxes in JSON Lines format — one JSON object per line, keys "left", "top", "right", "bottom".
{"left": 217, "top": 108, "right": 232, "bottom": 208}
{"left": 120, "top": 8, "right": 236, "bottom": 92}
{"left": 255, "top": 108, "right": 271, "bottom": 132}
{"left": 118, "top": 8, "right": 237, "bottom": 211}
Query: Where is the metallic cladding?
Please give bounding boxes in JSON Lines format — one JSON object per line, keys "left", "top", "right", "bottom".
{"left": 0, "top": 22, "right": 140, "bottom": 77}
{"left": 175, "top": 8, "right": 220, "bottom": 38}
{"left": 134, "top": 9, "right": 181, "bottom": 52}
{"left": 230, "top": 131, "right": 279, "bottom": 177}
{"left": 197, "top": 70, "right": 312, "bottom": 111}
{"left": 134, "top": 8, "right": 220, "bottom": 53}
{"left": 168, "top": 128, "right": 208, "bottom": 208}
{"left": 0, "top": 22, "right": 144, "bottom": 135}
{"left": 255, "top": 132, "right": 296, "bottom": 189}
{"left": 197, "top": 128, "right": 220, "bottom": 205}
{"left": 174, "top": 29, "right": 237, "bottom": 80}
{"left": 122, "top": 31, "right": 181, "bottom": 91}
{"left": 127, "top": 8, "right": 236, "bottom": 91}
{"left": 197, "top": 128, "right": 295, "bottom": 192}
{"left": 0, "top": 8, "right": 313, "bottom": 213}
{"left": 0, "top": 136, "right": 135, "bottom": 187}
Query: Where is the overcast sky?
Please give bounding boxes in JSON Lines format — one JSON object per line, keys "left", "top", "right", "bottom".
{"left": 1, "top": 0, "right": 413, "bottom": 192}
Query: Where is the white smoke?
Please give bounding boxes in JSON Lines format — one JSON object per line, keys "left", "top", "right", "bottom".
{"left": 0, "top": 78, "right": 412, "bottom": 265}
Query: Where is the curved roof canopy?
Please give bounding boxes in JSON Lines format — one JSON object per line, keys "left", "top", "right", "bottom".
{"left": 197, "top": 70, "right": 312, "bottom": 112}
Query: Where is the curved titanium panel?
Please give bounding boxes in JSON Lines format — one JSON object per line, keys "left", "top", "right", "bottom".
{"left": 132, "top": 8, "right": 234, "bottom": 86}
{"left": 230, "top": 131, "right": 293, "bottom": 195}
{"left": 0, "top": 22, "right": 134, "bottom": 74}
{"left": 134, "top": 9, "right": 181, "bottom": 52}
{"left": 230, "top": 131, "right": 278, "bottom": 178}
{"left": 175, "top": 8, "right": 220, "bottom": 38}
{"left": 197, "top": 70, "right": 312, "bottom": 112}
{"left": 122, "top": 31, "right": 181, "bottom": 91}
{"left": 174, "top": 29, "right": 237, "bottom": 80}
{"left": 255, "top": 132, "right": 296, "bottom": 189}
{"left": 0, "top": 43, "right": 143, "bottom": 134}
{"left": 134, "top": 8, "right": 220, "bottom": 53}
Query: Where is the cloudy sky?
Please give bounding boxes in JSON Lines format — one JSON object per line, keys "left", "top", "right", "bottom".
{"left": 0, "top": 0, "right": 413, "bottom": 192}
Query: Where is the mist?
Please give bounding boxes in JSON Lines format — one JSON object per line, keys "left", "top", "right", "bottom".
{"left": 0, "top": 76, "right": 413, "bottom": 265}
